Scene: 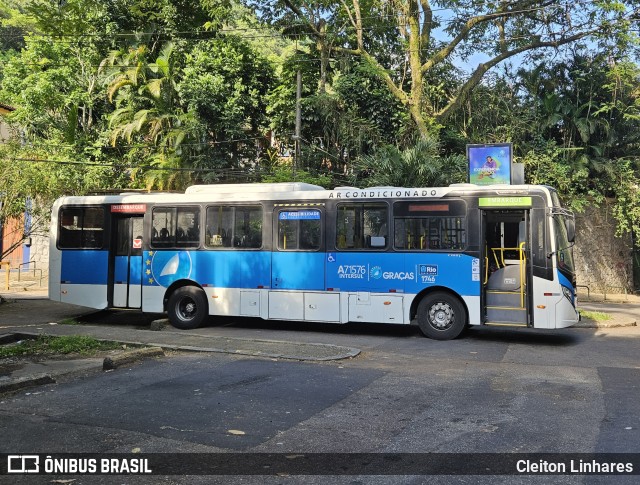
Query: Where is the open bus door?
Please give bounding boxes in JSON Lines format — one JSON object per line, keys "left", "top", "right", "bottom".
{"left": 110, "top": 215, "right": 144, "bottom": 308}
{"left": 481, "top": 210, "right": 532, "bottom": 327}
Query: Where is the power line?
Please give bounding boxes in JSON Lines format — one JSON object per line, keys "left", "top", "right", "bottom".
{"left": 0, "top": 0, "right": 613, "bottom": 43}
{"left": 17, "top": 135, "right": 269, "bottom": 150}
{"left": 0, "top": 26, "right": 607, "bottom": 71}
{"left": 11, "top": 156, "right": 344, "bottom": 179}
{"left": 11, "top": 156, "right": 265, "bottom": 174}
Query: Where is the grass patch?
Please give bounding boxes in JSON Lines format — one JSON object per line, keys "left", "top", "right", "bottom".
{"left": 580, "top": 310, "right": 612, "bottom": 322}
{"left": 0, "top": 335, "right": 122, "bottom": 358}
{"left": 59, "top": 318, "right": 82, "bottom": 325}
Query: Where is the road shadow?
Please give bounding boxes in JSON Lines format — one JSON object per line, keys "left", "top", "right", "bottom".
{"left": 73, "top": 309, "right": 164, "bottom": 329}
{"left": 70, "top": 309, "right": 589, "bottom": 348}
{"left": 464, "top": 325, "right": 586, "bottom": 346}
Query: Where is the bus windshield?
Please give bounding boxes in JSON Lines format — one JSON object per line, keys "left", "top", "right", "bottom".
{"left": 552, "top": 212, "right": 575, "bottom": 274}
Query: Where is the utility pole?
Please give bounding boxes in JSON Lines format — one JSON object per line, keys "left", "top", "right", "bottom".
{"left": 294, "top": 70, "right": 302, "bottom": 180}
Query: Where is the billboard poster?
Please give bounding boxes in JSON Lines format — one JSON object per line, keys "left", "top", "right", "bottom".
{"left": 467, "top": 143, "right": 512, "bottom": 185}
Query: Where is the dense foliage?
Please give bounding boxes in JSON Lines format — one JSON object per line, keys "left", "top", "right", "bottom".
{"left": 1, "top": 0, "right": 639, "bottom": 254}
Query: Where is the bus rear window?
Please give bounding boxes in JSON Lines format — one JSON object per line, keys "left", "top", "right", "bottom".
{"left": 58, "top": 207, "right": 105, "bottom": 249}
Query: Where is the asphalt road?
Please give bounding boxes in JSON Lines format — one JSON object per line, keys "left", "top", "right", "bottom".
{"left": 1, "top": 305, "right": 639, "bottom": 484}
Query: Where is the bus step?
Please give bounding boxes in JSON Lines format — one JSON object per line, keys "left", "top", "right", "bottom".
{"left": 486, "top": 307, "right": 527, "bottom": 323}
{"left": 484, "top": 322, "right": 528, "bottom": 327}
{"left": 486, "top": 291, "right": 525, "bottom": 307}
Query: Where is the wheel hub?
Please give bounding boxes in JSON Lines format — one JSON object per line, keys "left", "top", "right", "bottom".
{"left": 430, "top": 302, "right": 453, "bottom": 329}
{"left": 178, "top": 298, "right": 197, "bottom": 321}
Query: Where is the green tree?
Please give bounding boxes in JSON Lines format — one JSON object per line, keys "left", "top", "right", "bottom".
{"left": 0, "top": 142, "right": 110, "bottom": 259}
{"left": 103, "top": 42, "right": 204, "bottom": 189}
{"left": 351, "top": 136, "right": 467, "bottom": 188}
{"left": 179, "top": 36, "right": 274, "bottom": 173}
{"left": 249, "top": 0, "right": 635, "bottom": 138}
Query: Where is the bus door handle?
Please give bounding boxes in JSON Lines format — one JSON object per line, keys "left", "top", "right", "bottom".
{"left": 308, "top": 304, "right": 317, "bottom": 310}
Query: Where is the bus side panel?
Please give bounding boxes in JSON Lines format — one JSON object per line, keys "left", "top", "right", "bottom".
{"left": 326, "top": 252, "right": 479, "bottom": 325}
{"left": 192, "top": 251, "right": 272, "bottom": 289}
{"left": 325, "top": 253, "right": 406, "bottom": 292}
{"left": 59, "top": 250, "right": 109, "bottom": 309}
{"left": 139, "top": 249, "right": 272, "bottom": 314}
{"left": 142, "top": 250, "right": 271, "bottom": 288}
{"left": 272, "top": 252, "right": 324, "bottom": 290}
{"left": 461, "top": 295, "right": 481, "bottom": 325}
{"left": 402, "top": 253, "right": 480, "bottom": 297}
{"left": 326, "top": 252, "right": 480, "bottom": 296}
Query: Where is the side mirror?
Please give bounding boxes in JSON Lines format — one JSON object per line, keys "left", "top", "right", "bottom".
{"left": 565, "top": 218, "right": 576, "bottom": 243}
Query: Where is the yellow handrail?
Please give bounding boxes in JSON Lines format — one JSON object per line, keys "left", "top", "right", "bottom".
{"left": 489, "top": 243, "right": 527, "bottom": 308}
{"left": 519, "top": 242, "right": 526, "bottom": 308}
{"left": 484, "top": 255, "right": 489, "bottom": 285}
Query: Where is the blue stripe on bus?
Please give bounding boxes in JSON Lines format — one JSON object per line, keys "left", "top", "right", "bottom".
{"left": 114, "top": 256, "right": 128, "bottom": 284}
{"left": 144, "top": 250, "right": 272, "bottom": 289}
{"left": 141, "top": 249, "right": 480, "bottom": 296}
{"left": 61, "top": 250, "right": 109, "bottom": 284}
{"left": 130, "top": 256, "right": 142, "bottom": 284}
{"left": 114, "top": 256, "right": 143, "bottom": 285}
{"left": 272, "top": 252, "right": 325, "bottom": 290}
{"left": 326, "top": 252, "right": 480, "bottom": 295}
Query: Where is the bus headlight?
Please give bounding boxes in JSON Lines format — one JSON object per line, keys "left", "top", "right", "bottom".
{"left": 562, "top": 285, "right": 575, "bottom": 306}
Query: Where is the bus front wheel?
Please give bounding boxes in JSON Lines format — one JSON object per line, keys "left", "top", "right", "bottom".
{"left": 167, "top": 286, "right": 208, "bottom": 330}
{"left": 417, "top": 292, "right": 466, "bottom": 340}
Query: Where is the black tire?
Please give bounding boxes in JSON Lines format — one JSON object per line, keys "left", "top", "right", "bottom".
{"left": 416, "top": 292, "right": 466, "bottom": 340}
{"left": 167, "top": 286, "right": 208, "bottom": 330}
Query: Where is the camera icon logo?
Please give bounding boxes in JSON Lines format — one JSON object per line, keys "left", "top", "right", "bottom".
{"left": 7, "top": 455, "right": 40, "bottom": 473}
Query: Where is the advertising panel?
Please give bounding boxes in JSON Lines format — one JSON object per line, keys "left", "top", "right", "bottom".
{"left": 467, "top": 143, "right": 512, "bottom": 185}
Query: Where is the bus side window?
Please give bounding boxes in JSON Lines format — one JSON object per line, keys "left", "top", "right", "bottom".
{"left": 299, "top": 218, "right": 321, "bottom": 249}
{"left": 235, "top": 206, "right": 263, "bottom": 249}
{"left": 177, "top": 209, "right": 199, "bottom": 247}
{"left": 152, "top": 208, "right": 174, "bottom": 248}
{"left": 277, "top": 209, "right": 321, "bottom": 251}
{"left": 393, "top": 216, "right": 465, "bottom": 251}
{"left": 206, "top": 205, "right": 262, "bottom": 249}
{"left": 151, "top": 206, "right": 199, "bottom": 248}
{"left": 336, "top": 203, "right": 388, "bottom": 250}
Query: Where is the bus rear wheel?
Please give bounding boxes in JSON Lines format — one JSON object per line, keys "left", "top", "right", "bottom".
{"left": 417, "top": 292, "right": 466, "bottom": 340}
{"left": 167, "top": 286, "right": 208, "bottom": 330}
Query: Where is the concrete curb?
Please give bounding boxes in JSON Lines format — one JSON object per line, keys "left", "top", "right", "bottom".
{"left": 103, "top": 347, "right": 165, "bottom": 370}
{"left": 144, "top": 342, "right": 362, "bottom": 361}
{"left": 1, "top": 327, "right": 361, "bottom": 396}
{"left": 573, "top": 319, "right": 637, "bottom": 329}
{"left": 0, "top": 373, "right": 55, "bottom": 394}
{"left": 0, "top": 345, "right": 165, "bottom": 396}
{"left": 13, "top": 329, "right": 362, "bottom": 362}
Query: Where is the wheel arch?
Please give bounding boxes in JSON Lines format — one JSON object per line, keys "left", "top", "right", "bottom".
{"left": 163, "top": 279, "right": 207, "bottom": 312}
{"left": 409, "top": 286, "right": 469, "bottom": 324}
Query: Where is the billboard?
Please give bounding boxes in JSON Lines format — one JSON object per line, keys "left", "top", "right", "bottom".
{"left": 467, "top": 143, "right": 512, "bottom": 185}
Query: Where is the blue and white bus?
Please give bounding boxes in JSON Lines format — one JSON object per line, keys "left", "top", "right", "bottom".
{"left": 49, "top": 182, "right": 578, "bottom": 339}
